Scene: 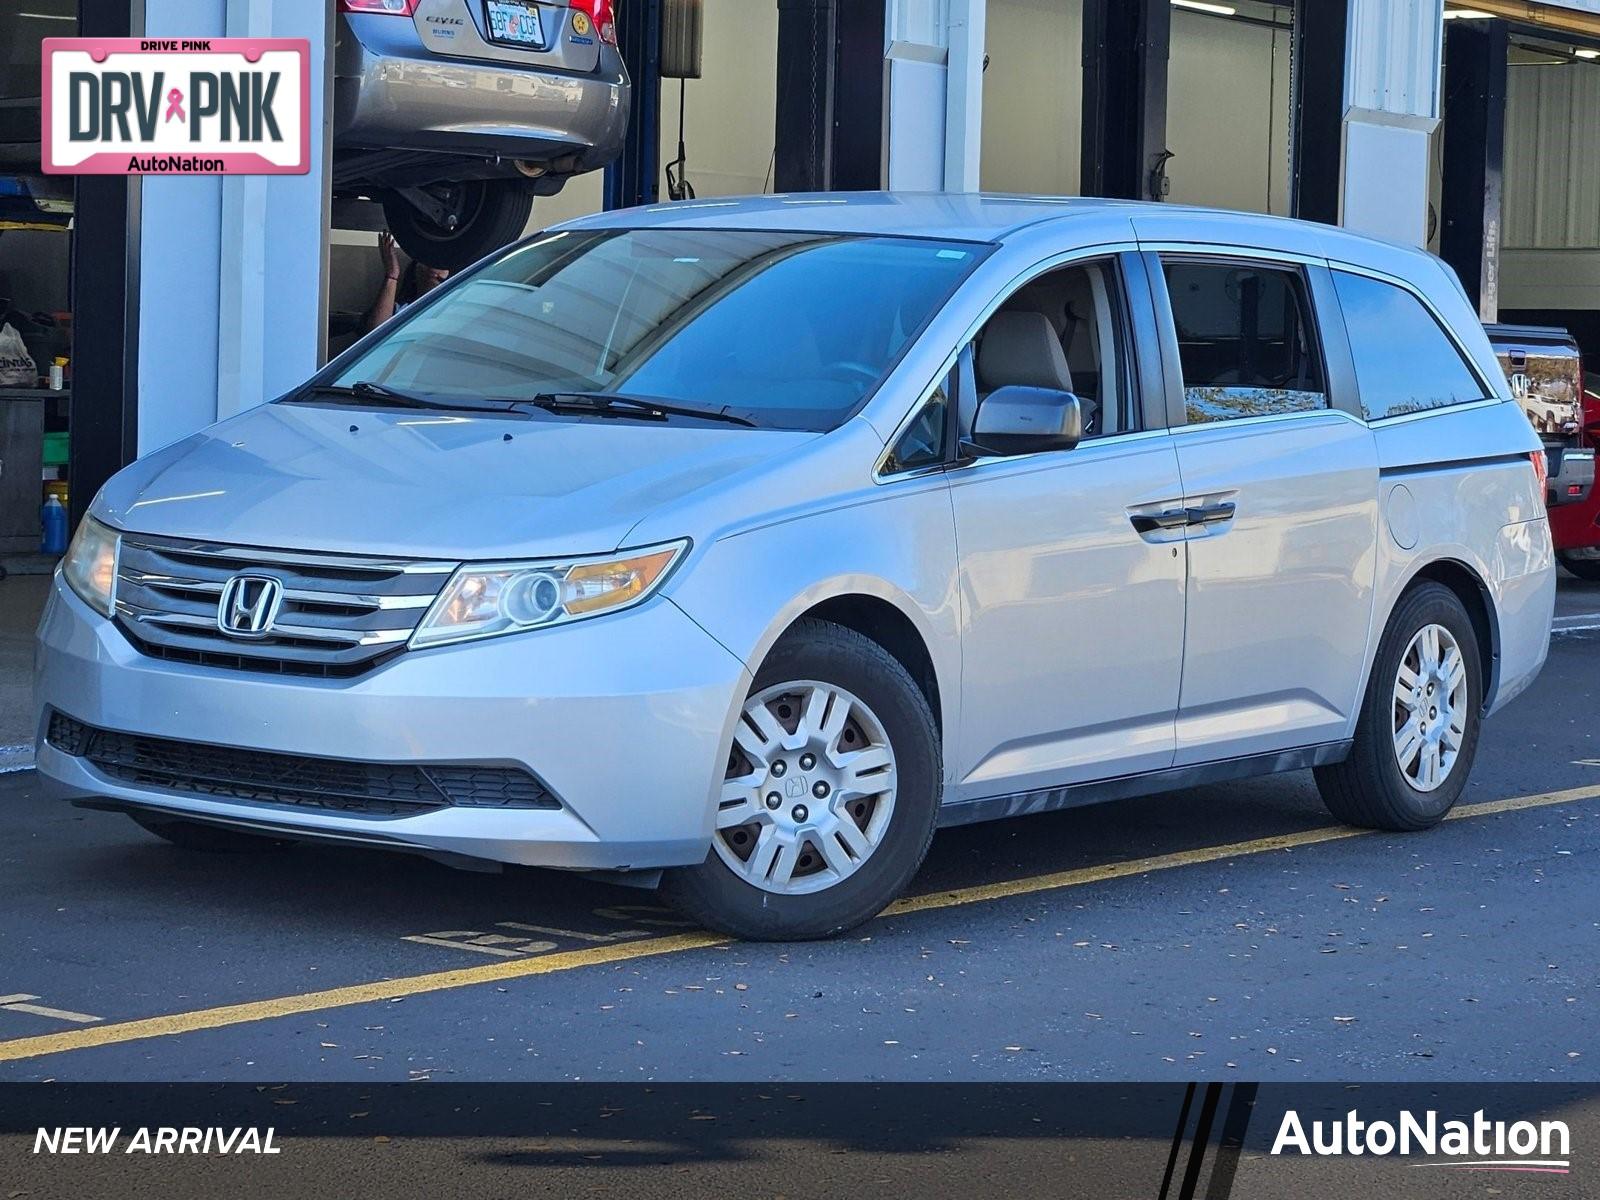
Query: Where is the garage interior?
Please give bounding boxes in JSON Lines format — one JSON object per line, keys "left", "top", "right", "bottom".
{"left": 0, "top": 0, "right": 1598, "bottom": 559}
{"left": 1425, "top": 4, "right": 1600, "bottom": 400}
{"left": 982, "top": 0, "right": 1294, "bottom": 215}
{"left": 326, "top": 0, "right": 780, "bottom": 349}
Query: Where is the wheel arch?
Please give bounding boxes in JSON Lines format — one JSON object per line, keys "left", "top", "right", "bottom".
{"left": 726, "top": 577, "right": 950, "bottom": 747}
{"left": 791, "top": 594, "right": 944, "bottom": 739}
{"left": 1397, "top": 557, "right": 1501, "bottom": 712}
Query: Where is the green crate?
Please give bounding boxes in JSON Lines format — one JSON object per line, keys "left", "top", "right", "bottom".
{"left": 42, "top": 431, "right": 68, "bottom": 467}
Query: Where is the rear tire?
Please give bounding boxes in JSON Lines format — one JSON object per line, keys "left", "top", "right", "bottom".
{"left": 1314, "top": 582, "right": 1483, "bottom": 831}
{"left": 662, "top": 619, "right": 941, "bottom": 941}
{"left": 129, "top": 813, "right": 290, "bottom": 853}
{"left": 382, "top": 179, "right": 534, "bottom": 273}
{"left": 1558, "top": 550, "right": 1600, "bottom": 582}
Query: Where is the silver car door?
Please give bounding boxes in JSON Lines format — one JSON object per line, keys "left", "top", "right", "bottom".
{"left": 948, "top": 251, "right": 1187, "bottom": 804}
{"left": 1146, "top": 250, "right": 1380, "bottom": 766}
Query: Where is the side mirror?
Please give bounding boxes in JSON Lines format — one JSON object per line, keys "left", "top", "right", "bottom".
{"left": 965, "top": 386, "right": 1083, "bottom": 457}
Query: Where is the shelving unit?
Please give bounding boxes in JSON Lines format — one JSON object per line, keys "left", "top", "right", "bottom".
{"left": 0, "top": 389, "right": 59, "bottom": 554}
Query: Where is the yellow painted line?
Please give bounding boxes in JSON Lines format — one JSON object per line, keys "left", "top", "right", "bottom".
{"left": 0, "top": 932, "right": 728, "bottom": 1065}
{"left": 885, "top": 783, "right": 1600, "bottom": 917}
{"left": 0, "top": 783, "right": 1595, "bottom": 1066}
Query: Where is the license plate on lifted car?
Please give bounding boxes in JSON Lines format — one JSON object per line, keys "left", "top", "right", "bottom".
{"left": 485, "top": 0, "right": 546, "bottom": 47}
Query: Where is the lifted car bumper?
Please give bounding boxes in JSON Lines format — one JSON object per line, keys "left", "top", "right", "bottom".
{"left": 334, "top": 16, "right": 629, "bottom": 169}
{"left": 33, "top": 577, "right": 747, "bottom": 872}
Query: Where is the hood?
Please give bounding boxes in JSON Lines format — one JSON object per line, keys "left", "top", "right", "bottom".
{"left": 96, "top": 401, "right": 818, "bottom": 560}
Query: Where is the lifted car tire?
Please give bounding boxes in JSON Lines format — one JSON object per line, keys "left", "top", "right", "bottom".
{"left": 662, "top": 619, "right": 941, "bottom": 941}
{"left": 1314, "top": 582, "right": 1483, "bottom": 831}
{"left": 381, "top": 179, "right": 535, "bottom": 273}
{"left": 129, "top": 813, "right": 291, "bottom": 853}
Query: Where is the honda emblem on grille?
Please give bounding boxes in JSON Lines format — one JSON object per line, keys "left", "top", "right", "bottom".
{"left": 217, "top": 574, "right": 284, "bottom": 639}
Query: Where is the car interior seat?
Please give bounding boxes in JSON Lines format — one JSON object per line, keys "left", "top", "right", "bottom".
{"left": 975, "top": 309, "right": 1099, "bottom": 435}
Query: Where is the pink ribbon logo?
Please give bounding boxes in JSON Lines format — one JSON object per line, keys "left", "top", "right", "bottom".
{"left": 164, "top": 88, "right": 185, "bottom": 123}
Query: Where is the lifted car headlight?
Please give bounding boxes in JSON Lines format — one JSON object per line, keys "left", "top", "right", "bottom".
{"left": 62, "top": 515, "right": 120, "bottom": 617}
{"left": 411, "top": 541, "right": 688, "bottom": 649}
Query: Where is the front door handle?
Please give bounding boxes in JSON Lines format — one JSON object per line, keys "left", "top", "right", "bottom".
{"left": 1186, "top": 501, "right": 1237, "bottom": 526}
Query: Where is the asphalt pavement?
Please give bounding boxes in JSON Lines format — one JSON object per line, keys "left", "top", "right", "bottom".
{"left": 0, "top": 574, "right": 1596, "bottom": 1084}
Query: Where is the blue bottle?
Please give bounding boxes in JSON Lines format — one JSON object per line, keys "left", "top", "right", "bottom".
{"left": 41, "top": 494, "right": 68, "bottom": 555}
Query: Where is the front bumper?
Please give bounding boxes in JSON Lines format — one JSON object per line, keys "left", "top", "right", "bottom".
{"left": 34, "top": 577, "right": 749, "bottom": 872}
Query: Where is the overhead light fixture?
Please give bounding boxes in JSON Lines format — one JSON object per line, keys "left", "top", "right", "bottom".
{"left": 1577, "top": 48, "right": 1600, "bottom": 58}
{"left": 1172, "top": 0, "right": 1238, "bottom": 14}
{"left": 1443, "top": 9, "right": 1494, "bottom": 18}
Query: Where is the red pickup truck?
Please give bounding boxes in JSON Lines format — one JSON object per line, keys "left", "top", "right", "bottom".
{"left": 1486, "top": 323, "right": 1600, "bottom": 579}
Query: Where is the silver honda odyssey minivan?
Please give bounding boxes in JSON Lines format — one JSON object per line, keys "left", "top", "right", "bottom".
{"left": 36, "top": 195, "right": 1555, "bottom": 940}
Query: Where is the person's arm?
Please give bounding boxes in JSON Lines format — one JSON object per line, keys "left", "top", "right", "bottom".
{"left": 363, "top": 232, "right": 403, "bottom": 332}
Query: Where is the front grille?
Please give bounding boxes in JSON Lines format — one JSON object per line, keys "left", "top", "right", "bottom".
{"left": 47, "top": 713, "right": 560, "bottom": 818}
{"left": 112, "top": 534, "right": 456, "bottom": 676}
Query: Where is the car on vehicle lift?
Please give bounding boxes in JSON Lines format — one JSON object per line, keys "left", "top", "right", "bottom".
{"left": 335, "top": 0, "right": 628, "bottom": 271}
{"left": 1485, "top": 323, "right": 1600, "bottom": 580}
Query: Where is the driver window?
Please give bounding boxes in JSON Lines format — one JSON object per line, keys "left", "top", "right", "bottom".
{"left": 968, "top": 258, "right": 1135, "bottom": 440}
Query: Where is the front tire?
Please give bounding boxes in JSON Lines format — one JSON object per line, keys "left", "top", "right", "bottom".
{"left": 662, "top": 619, "right": 941, "bottom": 940}
{"left": 129, "top": 813, "right": 290, "bottom": 853}
{"left": 1314, "top": 582, "right": 1483, "bottom": 831}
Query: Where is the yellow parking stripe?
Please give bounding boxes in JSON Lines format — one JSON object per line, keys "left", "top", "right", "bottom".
{"left": 885, "top": 784, "right": 1600, "bottom": 916}
{"left": 0, "top": 932, "right": 729, "bottom": 1065}
{"left": 0, "top": 783, "right": 1595, "bottom": 1066}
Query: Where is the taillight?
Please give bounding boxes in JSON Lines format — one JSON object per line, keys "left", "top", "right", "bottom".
{"left": 339, "top": 0, "right": 417, "bottom": 14}
{"left": 1531, "top": 450, "right": 1549, "bottom": 499}
{"left": 571, "top": 0, "right": 618, "bottom": 45}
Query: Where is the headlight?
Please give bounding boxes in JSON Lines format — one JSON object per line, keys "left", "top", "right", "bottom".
{"left": 410, "top": 540, "right": 688, "bottom": 649}
{"left": 62, "top": 515, "right": 120, "bottom": 617}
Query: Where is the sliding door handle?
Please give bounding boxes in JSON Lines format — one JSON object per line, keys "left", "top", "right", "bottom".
{"left": 1186, "top": 501, "right": 1237, "bottom": 526}
{"left": 1130, "top": 509, "right": 1192, "bottom": 534}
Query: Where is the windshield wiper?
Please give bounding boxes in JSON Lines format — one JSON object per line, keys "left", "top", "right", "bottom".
{"left": 302, "top": 381, "right": 522, "bottom": 413}
{"left": 299, "top": 383, "right": 758, "bottom": 427}
{"left": 531, "top": 392, "right": 757, "bottom": 428}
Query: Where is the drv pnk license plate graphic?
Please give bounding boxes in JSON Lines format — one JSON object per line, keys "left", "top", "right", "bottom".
{"left": 41, "top": 38, "right": 310, "bottom": 176}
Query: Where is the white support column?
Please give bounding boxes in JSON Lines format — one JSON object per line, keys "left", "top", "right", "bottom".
{"left": 1340, "top": 0, "right": 1444, "bottom": 247}
{"left": 216, "top": 0, "right": 271, "bottom": 423}
{"left": 136, "top": 0, "right": 330, "bottom": 452}
{"left": 943, "top": 0, "right": 985, "bottom": 192}
{"left": 884, "top": 0, "right": 985, "bottom": 192}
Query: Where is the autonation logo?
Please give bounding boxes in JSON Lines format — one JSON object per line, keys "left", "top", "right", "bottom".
{"left": 1272, "top": 1109, "right": 1571, "bottom": 1175}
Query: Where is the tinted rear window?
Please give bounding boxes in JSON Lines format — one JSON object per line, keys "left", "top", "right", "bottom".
{"left": 1332, "top": 271, "right": 1488, "bottom": 421}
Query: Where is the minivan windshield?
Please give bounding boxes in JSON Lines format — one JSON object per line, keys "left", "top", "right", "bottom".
{"left": 317, "top": 228, "right": 985, "bottom": 431}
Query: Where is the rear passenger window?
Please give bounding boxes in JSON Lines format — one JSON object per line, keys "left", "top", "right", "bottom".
{"left": 1331, "top": 270, "right": 1488, "bottom": 420}
{"left": 1162, "top": 260, "right": 1327, "bottom": 424}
